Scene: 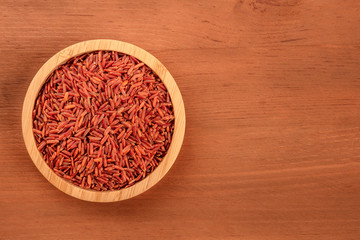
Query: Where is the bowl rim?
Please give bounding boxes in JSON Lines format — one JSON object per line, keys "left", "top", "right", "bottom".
{"left": 22, "top": 39, "right": 186, "bottom": 202}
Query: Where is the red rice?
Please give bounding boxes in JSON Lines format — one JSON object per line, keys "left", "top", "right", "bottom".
{"left": 32, "top": 51, "right": 175, "bottom": 191}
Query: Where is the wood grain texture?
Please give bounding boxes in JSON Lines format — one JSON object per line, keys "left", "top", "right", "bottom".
{"left": 22, "top": 39, "right": 186, "bottom": 202}
{"left": 1, "top": 0, "right": 360, "bottom": 239}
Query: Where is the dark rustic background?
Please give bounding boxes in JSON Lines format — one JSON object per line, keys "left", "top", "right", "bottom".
{"left": 1, "top": 0, "right": 360, "bottom": 239}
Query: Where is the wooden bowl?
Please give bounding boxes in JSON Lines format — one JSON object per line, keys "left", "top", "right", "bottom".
{"left": 22, "top": 39, "right": 185, "bottom": 202}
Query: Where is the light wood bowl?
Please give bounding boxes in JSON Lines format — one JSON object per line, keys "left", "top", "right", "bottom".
{"left": 22, "top": 39, "right": 185, "bottom": 202}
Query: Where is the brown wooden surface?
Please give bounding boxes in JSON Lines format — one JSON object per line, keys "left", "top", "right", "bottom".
{"left": 1, "top": 0, "right": 360, "bottom": 239}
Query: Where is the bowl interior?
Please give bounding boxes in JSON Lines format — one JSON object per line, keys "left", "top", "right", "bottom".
{"left": 22, "top": 39, "right": 185, "bottom": 202}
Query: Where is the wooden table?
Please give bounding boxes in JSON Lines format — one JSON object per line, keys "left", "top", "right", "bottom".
{"left": 1, "top": 0, "right": 359, "bottom": 239}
